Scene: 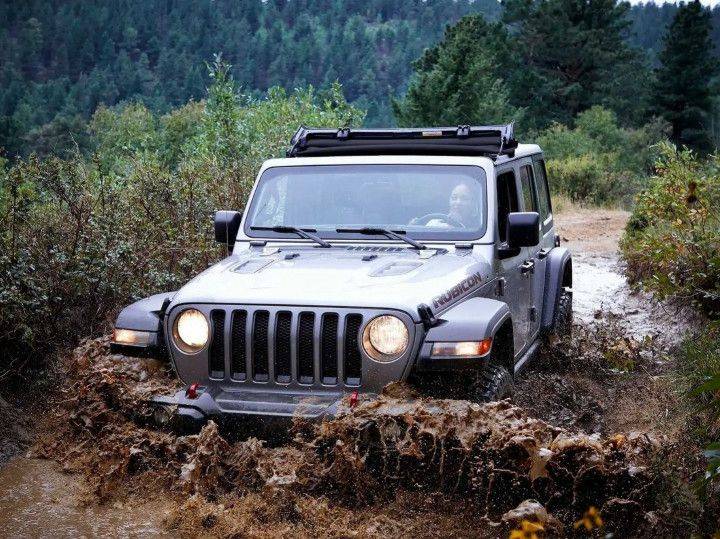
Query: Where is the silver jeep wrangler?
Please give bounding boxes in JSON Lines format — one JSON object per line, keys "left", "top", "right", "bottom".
{"left": 111, "top": 124, "right": 572, "bottom": 425}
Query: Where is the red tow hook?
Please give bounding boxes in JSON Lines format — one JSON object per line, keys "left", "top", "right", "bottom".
{"left": 349, "top": 391, "right": 359, "bottom": 409}
{"left": 186, "top": 383, "right": 201, "bottom": 400}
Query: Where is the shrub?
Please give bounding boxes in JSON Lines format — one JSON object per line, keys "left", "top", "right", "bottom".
{"left": 538, "top": 106, "right": 667, "bottom": 205}
{"left": 675, "top": 325, "right": 720, "bottom": 498}
{"left": 621, "top": 143, "right": 720, "bottom": 316}
{"left": 546, "top": 154, "right": 639, "bottom": 206}
{"left": 0, "top": 59, "right": 363, "bottom": 380}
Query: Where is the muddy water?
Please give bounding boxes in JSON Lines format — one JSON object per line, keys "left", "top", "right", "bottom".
{"left": 0, "top": 459, "right": 169, "bottom": 538}
{"left": 558, "top": 209, "right": 699, "bottom": 343}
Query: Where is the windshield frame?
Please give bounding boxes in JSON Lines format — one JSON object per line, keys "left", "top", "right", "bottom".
{"left": 241, "top": 162, "right": 490, "bottom": 243}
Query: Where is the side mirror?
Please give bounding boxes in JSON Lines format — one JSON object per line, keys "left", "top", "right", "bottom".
{"left": 507, "top": 212, "right": 540, "bottom": 248}
{"left": 214, "top": 210, "right": 242, "bottom": 247}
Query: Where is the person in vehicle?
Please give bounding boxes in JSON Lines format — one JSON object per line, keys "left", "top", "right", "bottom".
{"left": 425, "top": 182, "right": 480, "bottom": 228}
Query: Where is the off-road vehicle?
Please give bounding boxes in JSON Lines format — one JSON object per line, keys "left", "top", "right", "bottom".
{"left": 112, "top": 124, "right": 572, "bottom": 424}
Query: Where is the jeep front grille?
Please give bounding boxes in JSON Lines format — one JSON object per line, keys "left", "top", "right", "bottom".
{"left": 207, "top": 307, "right": 365, "bottom": 387}
{"left": 230, "top": 310, "right": 247, "bottom": 380}
{"left": 209, "top": 310, "right": 226, "bottom": 378}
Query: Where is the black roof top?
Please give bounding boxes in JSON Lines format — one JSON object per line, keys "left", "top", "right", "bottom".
{"left": 286, "top": 124, "right": 518, "bottom": 159}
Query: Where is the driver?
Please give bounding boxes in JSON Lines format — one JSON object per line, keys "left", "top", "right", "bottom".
{"left": 426, "top": 182, "right": 479, "bottom": 228}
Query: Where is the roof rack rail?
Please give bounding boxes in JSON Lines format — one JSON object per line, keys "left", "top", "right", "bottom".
{"left": 286, "top": 124, "right": 518, "bottom": 160}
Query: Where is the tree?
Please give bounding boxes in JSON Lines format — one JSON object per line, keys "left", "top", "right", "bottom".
{"left": 652, "top": 0, "right": 718, "bottom": 151}
{"left": 392, "top": 15, "right": 520, "bottom": 127}
{"left": 503, "top": 0, "right": 649, "bottom": 129}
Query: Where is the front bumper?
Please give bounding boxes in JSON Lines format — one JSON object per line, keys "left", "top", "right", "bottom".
{"left": 151, "top": 385, "right": 353, "bottom": 427}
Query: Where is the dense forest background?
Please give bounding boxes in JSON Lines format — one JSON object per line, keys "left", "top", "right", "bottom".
{"left": 1, "top": 0, "right": 720, "bottom": 157}
{"left": 0, "top": 0, "right": 718, "bottom": 374}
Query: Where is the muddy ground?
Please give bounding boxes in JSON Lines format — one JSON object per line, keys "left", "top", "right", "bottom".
{"left": 0, "top": 208, "right": 716, "bottom": 537}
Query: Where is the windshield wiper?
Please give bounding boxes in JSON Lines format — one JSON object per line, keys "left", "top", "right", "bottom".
{"left": 250, "top": 226, "right": 332, "bottom": 248}
{"left": 336, "top": 227, "right": 426, "bottom": 250}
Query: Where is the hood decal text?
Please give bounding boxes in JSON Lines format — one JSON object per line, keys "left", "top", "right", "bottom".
{"left": 432, "top": 272, "right": 483, "bottom": 309}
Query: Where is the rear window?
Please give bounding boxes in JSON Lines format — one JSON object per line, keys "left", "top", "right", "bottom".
{"left": 533, "top": 159, "right": 552, "bottom": 226}
{"left": 519, "top": 165, "right": 538, "bottom": 212}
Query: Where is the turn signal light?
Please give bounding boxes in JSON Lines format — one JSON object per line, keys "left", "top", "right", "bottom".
{"left": 430, "top": 338, "right": 493, "bottom": 358}
{"left": 112, "top": 328, "right": 153, "bottom": 346}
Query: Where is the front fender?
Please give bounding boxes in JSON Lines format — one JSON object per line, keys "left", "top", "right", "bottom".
{"left": 415, "top": 297, "right": 510, "bottom": 371}
{"left": 111, "top": 292, "right": 176, "bottom": 357}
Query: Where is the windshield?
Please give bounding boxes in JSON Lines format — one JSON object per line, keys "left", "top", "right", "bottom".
{"left": 244, "top": 164, "right": 487, "bottom": 241}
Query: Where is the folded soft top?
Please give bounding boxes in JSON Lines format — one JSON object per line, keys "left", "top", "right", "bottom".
{"left": 286, "top": 124, "right": 518, "bottom": 159}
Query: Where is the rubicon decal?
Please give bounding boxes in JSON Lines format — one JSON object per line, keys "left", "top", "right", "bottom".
{"left": 432, "top": 272, "right": 483, "bottom": 309}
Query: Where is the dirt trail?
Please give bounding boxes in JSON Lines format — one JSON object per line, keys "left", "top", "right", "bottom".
{"left": 556, "top": 208, "right": 700, "bottom": 339}
{"left": 0, "top": 208, "right": 705, "bottom": 537}
{"left": 515, "top": 207, "right": 696, "bottom": 438}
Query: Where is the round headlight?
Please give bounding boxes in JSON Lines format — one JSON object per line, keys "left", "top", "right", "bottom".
{"left": 173, "top": 309, "right": 209, "bottom": 353}
{"left": 362, "top": 315, "right": 409, "bottom": 362}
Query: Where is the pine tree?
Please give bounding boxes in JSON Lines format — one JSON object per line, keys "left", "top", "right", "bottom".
{"left": 653, "top": 0, "right": 717, "bottom": 151}
{"left": 391, "top": 15, "right": 520, "bottom": 127}
{"left": 503, "top": 0, "right": 648, "bottom": 129}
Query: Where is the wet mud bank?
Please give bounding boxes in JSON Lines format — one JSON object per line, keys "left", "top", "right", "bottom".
{"left": 0, "top": 395, "right": 31, "bottom": 465}
{"left": 13, "top": 338, "right": 671, "bottom": 537}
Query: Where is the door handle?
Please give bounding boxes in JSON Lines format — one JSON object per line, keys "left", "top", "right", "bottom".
{"left": 520, "top": 260, "right": 535, "bottom": 274}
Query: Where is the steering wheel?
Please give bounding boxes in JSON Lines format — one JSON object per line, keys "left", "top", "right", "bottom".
{"left": 410, "top": 213, "right": 464, "bottom": 228}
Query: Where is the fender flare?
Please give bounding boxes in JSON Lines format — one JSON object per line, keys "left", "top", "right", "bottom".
{"left": 112, "top": 292, "right": 176, "bottom": 357}
{"left": 541, "top": 247, "right": 572, "bottom": 332}
{"left": 424, "top": 296, "right": 511, "bottom": 342}
{"left": 415, "top": 297, "right": 512, "bottom": 372}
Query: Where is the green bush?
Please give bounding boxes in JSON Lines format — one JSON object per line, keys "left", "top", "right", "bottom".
{"left": 621, "top": 143, "right": 720, "bottom": 316}
{"left": 538, "top": 106, "right": 667, "bottom": 205}
{"left": 0, "top": 59, "right": 363, "bottom": 379}
{"left": 676, "top": 325, "right": 720, "bottom": 493}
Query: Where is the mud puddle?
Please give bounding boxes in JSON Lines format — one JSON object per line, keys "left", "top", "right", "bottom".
{"left": 0, "top": 458, "right": 170, "bottom": 538}
{"left": 573, "top": 254, "right": 698, "bottom": 344}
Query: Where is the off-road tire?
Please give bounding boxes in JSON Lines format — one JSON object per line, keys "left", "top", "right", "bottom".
{"left": 470, "top": 363, "right": 514, "bottom": 402}
{"left": 551, "top": 287, "right": 573, "bottom": 338}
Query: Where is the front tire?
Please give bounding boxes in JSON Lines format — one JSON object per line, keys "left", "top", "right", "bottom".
{"left": 470, "top": 362, "right": 514, "bottom": 402}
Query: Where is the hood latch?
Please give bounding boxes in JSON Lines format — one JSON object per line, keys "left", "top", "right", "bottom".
{"left": 417, "top": 303, "right": 439, "bottom": 330}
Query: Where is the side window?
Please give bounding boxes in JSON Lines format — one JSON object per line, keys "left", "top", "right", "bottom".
{"left": 533, "top": 158, "right": 552, "bottom": 226}
{"left": 519, "top": 164, "right": 538, "bottom": 212}
{"left": 496, "top": 171, "right": 519, "bottom": 243}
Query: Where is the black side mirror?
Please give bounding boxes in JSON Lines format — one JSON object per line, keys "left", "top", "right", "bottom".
{"left": 214, "top": 210, "right": 242, "bottom": 247}
{"left": 507, "top": 212, "right": 540, "bottom": 248}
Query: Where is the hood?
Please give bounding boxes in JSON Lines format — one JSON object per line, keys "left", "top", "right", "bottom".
{"left": 170, "top": 245, "right": 493, "bottom": 320}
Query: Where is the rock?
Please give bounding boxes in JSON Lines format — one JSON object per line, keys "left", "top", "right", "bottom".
{"left": 602, "top": 498, "right": 645, "bottom": 536}
{"left": 502, "top": 499, "right": 548, "bottom": 525}
{"left": 502, "top": 499, "right": 563, "bottom": 535}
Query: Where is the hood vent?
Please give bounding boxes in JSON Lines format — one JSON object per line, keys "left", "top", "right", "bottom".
{"left": 346, "top": 246, "right": 404, "bottom": 253}
{"left": 370, "top": 261, "right": 423, "bottom": 277}
{"left": 232, "top": 259, "right": 274, "bottom": 274}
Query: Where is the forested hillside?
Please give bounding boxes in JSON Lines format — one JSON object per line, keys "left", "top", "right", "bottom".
{"left": 1, "top": 0, "right": 719, "bottom": 157}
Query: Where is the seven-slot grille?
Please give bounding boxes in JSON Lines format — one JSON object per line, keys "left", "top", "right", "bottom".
{"left": 207, "top": 308, "right": 364, "bottom": 387}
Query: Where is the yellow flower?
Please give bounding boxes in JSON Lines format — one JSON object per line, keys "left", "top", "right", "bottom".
{"left": 509, "top": 520, "right": 544, "bottom": 539}
{"left": 574, "top": 506, "right": 604, "bottom": 531}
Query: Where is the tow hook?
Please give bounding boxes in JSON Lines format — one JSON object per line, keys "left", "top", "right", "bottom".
{"left": 186, "top": 383, "right": 204, "bottom": 400}
{"left": 349, "top": 391, "right": 359, "bottom": 409}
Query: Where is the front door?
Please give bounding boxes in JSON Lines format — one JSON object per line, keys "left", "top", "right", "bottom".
{"left": 496, "top": 169, "right": 533, "bottom": 356}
